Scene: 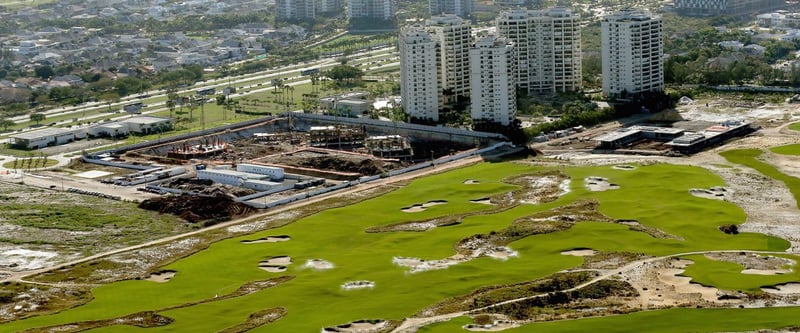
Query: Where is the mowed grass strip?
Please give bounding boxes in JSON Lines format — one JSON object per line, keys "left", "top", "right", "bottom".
{"left": 770, "top": 143, "right": 800, "bottom": 156}
{"left": 679, "top": 254, "right": 800, "bottom": 293}
{"left": 419, "top": 307, "right": 800, "bottom": 332}
{"left": 789, "top": 122, "right": 800, "bottom": 132}
{"left": 0, "top": 162, "right": 790, "bottom": 332}
{"left": 720, "top": 149, "right": 800, "bottom": 209}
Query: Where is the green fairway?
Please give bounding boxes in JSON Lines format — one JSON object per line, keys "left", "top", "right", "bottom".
{"left": 789, "top": 122, "right": 800, "bottom": 132}
{"left": 720, "top": 149, "right": 800, "bottom": 208}
{"left": 1, "top": 161, "right": 796, "bottom": 332}
{"left": 770, "top": 143, "right": 800, "bottom": 156}
{"left": 680, "top": 253, "right": 800, "bottom": 293}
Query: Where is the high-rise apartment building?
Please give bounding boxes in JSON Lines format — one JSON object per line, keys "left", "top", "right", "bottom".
{"left": 601, "top": 9, "right": 663, "bottom": 97}
{"left": 427, "top": 14, "right": 472, "bottom": 106}
{"left": 429, "top": 0, "right": 473, "bottom": 18}
{"left": 470, "top": 35, "right": 517, "bottom": 126}
{"left": 496, "top": 7, "right": 581, "bottom": 94}
{"left": 316, "top": 0, "right": 344, "bottom": 15}
{"left": 276, "top": 0, "right": 316, "bottom": 20}
{"left": 399, "top": 26, "right": 441, "bottom": 122}
{"left": 674, "top": 0, "right": 785, "bottom": 16}
{"left": 347, "top": 0, "right": 392, "bottom": 20}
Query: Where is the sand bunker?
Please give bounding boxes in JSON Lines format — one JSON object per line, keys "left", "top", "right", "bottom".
{"left": 241, "top": 235, "right": 291, "bottom": 244}
{"left": 613, "top": 165, "right": 636, "bottom": 170}
{"left": 561, "top": 249, "right": 598, "bottom": 256}
{"left": 656, "top": 260, "right": 721, "bottom": 302}
{"left": 259, "top": 256, "right": 292, "bottom": 273}
{"left": 470, "top": 197, "right": 493, "bottom": 205}
{"left": 303, "top": 259, "right": 335, "bottom": 270}
{"left": 690, "top": 186, "right": 729, "bottom": 200}
{"left": 146, "top": 270, "right": 176, "bottom": 283}
{"left": 762, "top": 283, "right": 800, "bottom": 295}
{"left": 324, "top": 319, "right": 388, "bottom": 332}
{"left": 342, "top": 280, "right": 374, "bottom": 290}
{"left": 585, "top": 177, "right": 620, "bottom": 192}
{"left": 485, "top": 246, "right": 519, "bottom": 260}
{"left": 394, "top": 246, "right": 518, "bottom": 273}
{"left": 741, "top": 269, "right": 791, "bottom": 275}
{"left": 401, "top": 200, "right": 448, "bottom": 213}
{"left": 393, "top": 256, "right": 457, "bottom": 273}
{"left": 464, "top": 179, "right": 480, "bottom": 184}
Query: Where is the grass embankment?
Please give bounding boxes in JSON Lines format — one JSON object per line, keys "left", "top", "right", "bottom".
{"left": 720, "top": 149, "right": 800, "bottom": 208}
{"left": 770, "top": 143, "right": 800, "bottom": 156}
{"left": 0, "top": 162, "right": 793, "bottom": 332}
{"left": 1, "top": 157, "right": 58, "bottom": 169}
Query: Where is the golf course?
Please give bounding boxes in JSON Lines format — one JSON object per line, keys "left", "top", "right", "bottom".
{"left": 3, "top": 158, "right": 800, "bottom": 332}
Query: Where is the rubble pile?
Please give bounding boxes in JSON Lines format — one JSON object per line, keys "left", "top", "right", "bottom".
{"left": 298, "top": 157, "right": 387, "bottom": 175}
{"left": 161, "top": 178, "right": 256, "bottom": 197}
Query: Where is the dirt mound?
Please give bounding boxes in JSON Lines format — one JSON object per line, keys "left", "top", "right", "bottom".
{"left": 161, "top": 178, "right": 256, "bottom": 197}
{"left": 138, "top": 195, "right": 256, "bottom": 223}
{"left": 299, "top": 157, "right": 386, "bottom": 175}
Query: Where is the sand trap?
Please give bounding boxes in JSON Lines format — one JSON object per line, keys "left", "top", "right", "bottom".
{"left": 561, "top": 249, "right": 598, "bottom": 256}
{"left": 262, "top": 256, "right": 291, "bottom": 265}
{"left": 470, "top": 197, "right": 493, "bottom": 205}
{"left": 613, "top": 165, "right": 636, "bottom": 170}
{"left": 74, "top": 170, "right": 113, "bottom": 178}
{"left": 342, "top": 280, "right": 374, "bottom": 290}
{"left": 259, "top": 265, "right": 287, "bottom": 273}
{"left": 401, "top": 200, "right": 448, "bottom": 213}
{"left": 657, "top": 267, "right": 720, "bottom": 302}
{"left": 762, "top": 283, "right": 800, "bottom": 295}
{"left": 464, "top": 179, "right": 480, "bottom": 184}
{"left": 584, "top": 177, "right": 620, "bottom": 192}
{"left": 241, "top": 235, "right": 290, "bottom": 244}
{"left": 259, "top": 256, "right": 291, "bottom": 272}
{"left": 741, "top": 269, "right": 791, "bottom": 275}
{"left": 392, "top": 256, "right": 456, "bottom": 273}
{"left": 325, "top": 320, "right": 388, "bottom": 332}
{"left": 303, "top": 259, "right": 334, "bottom": 270}
{"left": 146, "top": 270, "right": 176, "bottom": 283}
{"left": 485, "top": 247, "right": 518, "bottom": 260}
{"left": 690, "top": 186, "right": 729, "bottom": 200}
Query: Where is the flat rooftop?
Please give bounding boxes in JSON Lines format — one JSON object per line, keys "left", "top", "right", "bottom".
{"left": 11, "top": 127, "right": 74, "bottom": 140}
{"left": 124, "top": 116, "right": 171, "bottom": 125}
{"left": 594, "top": 128, "right": 641, "bottom": 142}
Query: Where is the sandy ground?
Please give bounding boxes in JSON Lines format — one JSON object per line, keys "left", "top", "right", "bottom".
{"left": 145, "top": 270, "right": 176, "bottom": 283}
{"left": 240, "top": 236, "right": 291, "bottom": 244}
{"left": 401, "top": 200, "right": 448, "bottom": 213}
{"left": 584, "top": 177, "right": 620, "bottom": 192}
{"left": 561, "top": 249, "right": 598, "bottom": 256}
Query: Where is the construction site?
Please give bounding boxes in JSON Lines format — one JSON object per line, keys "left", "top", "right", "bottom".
{"left": 66, "top": 113, "right": 509, "bottom": 223}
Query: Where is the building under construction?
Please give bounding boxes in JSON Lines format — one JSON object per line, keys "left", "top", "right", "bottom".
{"left": 167, "top": 138, "right": 230, "bottom": 160}
{"left": 308, "top": 125, "right": 365, "bottom": 148}
{"left": 365, "top": 135, "right": 413, "bottom": 160}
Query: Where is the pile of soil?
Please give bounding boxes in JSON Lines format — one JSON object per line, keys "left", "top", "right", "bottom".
{"left": 298, "top": 157, "right": 386, "bottom": 175}
{"left": 139, "top": 195, "right": 256, "bottom": 223}
{"left": 162, "top": 178, "right": 256, "bottom": 197}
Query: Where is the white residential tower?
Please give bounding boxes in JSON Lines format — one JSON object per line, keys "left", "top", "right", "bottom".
{"left": 470, "top": 35, "right": 517, "bottom": 126}
{"left": 601, "top": 9, "right": 663, "bottom": 97}
{"left": 496, "top": 7, "right": 582, "bottom": 94}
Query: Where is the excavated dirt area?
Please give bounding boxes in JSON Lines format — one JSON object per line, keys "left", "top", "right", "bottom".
{"left": 256, "top": 149, "right": 405, "bottom": 176}
{"left": 138, "top": 195, "right": 257, "bottom": 223}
